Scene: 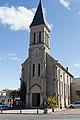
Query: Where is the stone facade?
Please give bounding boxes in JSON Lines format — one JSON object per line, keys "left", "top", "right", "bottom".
{"left": 21, "top": 1, "right": 73, "bottom": 108}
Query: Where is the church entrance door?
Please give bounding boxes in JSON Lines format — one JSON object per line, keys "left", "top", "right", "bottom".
{"left": 32, "top": 93, "right": 40, "bottom": 106}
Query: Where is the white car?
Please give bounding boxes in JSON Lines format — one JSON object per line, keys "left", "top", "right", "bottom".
{"left": 67, "top": 101, "right": 80, "bottom": 108}
{"left": 0, "top": 102, "right": 9, "bottom": 110}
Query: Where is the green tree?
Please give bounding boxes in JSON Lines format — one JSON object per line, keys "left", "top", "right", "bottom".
{"left": 19, "top": 80, "right": 26, "bottom": 106}
{"left": 6, "top": 90, "right": 19, "bottom": 107}
{"left": 45, "top": 96, "right": 56, "bottom": 109}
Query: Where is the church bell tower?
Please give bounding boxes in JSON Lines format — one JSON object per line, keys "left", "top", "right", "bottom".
{"left": 27, "top": 0, "right": 50, "bottom": 107}
{"left": 29, "top": 0, "right": 50, "bottom": 55}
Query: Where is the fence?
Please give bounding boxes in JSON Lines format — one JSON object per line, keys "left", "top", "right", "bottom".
{"left": 0, "top": 108, "right": 53, "bottom": 114}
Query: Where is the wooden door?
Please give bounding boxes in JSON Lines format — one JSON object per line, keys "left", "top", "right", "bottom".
{"left": 32, "top": 93, "right": 40, "bottom": 106}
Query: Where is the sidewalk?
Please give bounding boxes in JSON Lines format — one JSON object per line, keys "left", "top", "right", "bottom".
{"left": 52, "top": 108, "right": 80, "bottom": 115}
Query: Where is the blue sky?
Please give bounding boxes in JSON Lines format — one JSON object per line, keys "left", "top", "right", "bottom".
{"left": 0, "top": 0, "right": 80, "bottom": 90}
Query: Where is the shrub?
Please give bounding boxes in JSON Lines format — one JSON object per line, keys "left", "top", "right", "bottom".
{"left": 45, "top": 96, "right": 56, "bottom": 109}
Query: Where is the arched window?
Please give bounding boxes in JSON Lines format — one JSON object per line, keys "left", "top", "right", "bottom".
{"left": 33, "top": 64, "right": 35, "bottom": 76}
{"left": 33, "top": 33, "right": 36, "bottom": 44}
{"left": 39, "top": 32, "right": 41, "bottom": 43}
{"left": 38, "top": 63, "right": 40, "bottom": 76}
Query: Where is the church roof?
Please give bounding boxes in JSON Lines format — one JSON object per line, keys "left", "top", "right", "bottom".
{"left": 30, "top": 0, "right": 45, "bottom": 27}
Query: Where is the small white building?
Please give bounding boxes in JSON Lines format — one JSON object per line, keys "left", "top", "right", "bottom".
{"left": 0, "top": 90, "right": 6, "bottom": 96}
{"left": 0, "top": 90, "right": 13, "bottom": 105}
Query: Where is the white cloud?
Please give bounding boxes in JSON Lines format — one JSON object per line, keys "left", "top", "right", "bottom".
{"left": 0, "top": 53, "right": 21, "bottom": 61}
{"left": 59, "top": 0, "right": 71, "bottom": 10}
{"left": 8, "top": 56, "right": 19, "bottom": 60}
{"left": 7, "top": 53, "right": 17, "bottom": 57}
{"left": 73, "top": 63, "right": 80, "bottom": 68}
{"left": 0, "top": 6, "right": 35, "bottom": 31}
{"left": 7, "top": 53, "right": 21, "bottom": 61}
{"left": 7, "top": 53, "right": 20, "bottom": 60}
{"left": 0, "top": 5, "right": 52, "bottom": 31}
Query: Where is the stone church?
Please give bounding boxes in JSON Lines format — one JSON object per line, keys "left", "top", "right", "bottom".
{"left": 21, "top": 1, "right": 73, "bottom": 108}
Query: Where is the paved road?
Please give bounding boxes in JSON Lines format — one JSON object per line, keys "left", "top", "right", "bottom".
{"left": 0, "top": 114, "right": 80, "bottom": 120}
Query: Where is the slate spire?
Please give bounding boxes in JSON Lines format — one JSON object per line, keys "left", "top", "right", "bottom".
{"left": 30, "top": 0, "right": 45, "bottom": 27}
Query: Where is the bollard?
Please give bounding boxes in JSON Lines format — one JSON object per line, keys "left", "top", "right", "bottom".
{"left": 20, "top": 109, "right": 22, "bottom": 114}
{"left": 44, "top": 108, "right": 47, "bottom": 114}
{"left": 37, "top": 109, "right": 39, "bottom": 114}
{"left": 0, "top": 107, "right": 2, "bottom": 114}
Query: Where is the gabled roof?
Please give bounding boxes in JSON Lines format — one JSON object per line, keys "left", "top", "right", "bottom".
{"left": 46, "top": 53, "right": 73, "bottom": 78}
{"left": 30, "top": 0, "right": 45, "bottom": 27}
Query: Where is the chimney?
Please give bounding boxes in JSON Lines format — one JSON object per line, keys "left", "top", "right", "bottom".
{"left": 66, "top": 67, "right": 68, "bottom": 71}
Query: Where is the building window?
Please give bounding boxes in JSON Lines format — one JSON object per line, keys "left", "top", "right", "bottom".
{"left": 10, "top": 99, "right": 11, "bottom": 102}
{"left": 8, "top": 99, "right": 9, "bottom": 102}
{"left": 39, "top": 32, "right": 41, "bottom": 43}
{"left": 46, "top": 34, "right": 48, "bottom": 45}
{"left": 38, "top": 63, "right": 40, "bottom": 76}
{"left": 33, "top": 64, "right": 35, "bottom": 76}
{"left": 33, "top": 33, "right": 36, "bottom": 44}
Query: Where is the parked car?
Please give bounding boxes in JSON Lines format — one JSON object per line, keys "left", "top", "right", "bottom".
{"left": 0, "top": 102, "right": 10, "bottom": 110}
{"left": 67, "top": 101, "right": 80, "bottom": 108}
